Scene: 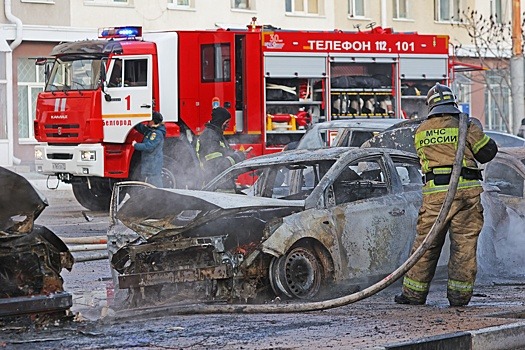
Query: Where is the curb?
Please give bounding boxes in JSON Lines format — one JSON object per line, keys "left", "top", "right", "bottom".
{"left": 373, "top": 320, "right": 525, "bottom": 350}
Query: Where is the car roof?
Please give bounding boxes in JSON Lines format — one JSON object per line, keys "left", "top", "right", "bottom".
{"left": 307, "top": 118, "right": 402, "bottom": 131}
{"left": 230, "top": 146, "right": 417, "bottom": 170}
{"left": 485, "top": 130, "right": 525, "bottom": 147}
{"left": 231, "top": 147, "right": 352, "bottom": 168}
{"left": 495, "top": 146, "right": 525, "bottom": 159}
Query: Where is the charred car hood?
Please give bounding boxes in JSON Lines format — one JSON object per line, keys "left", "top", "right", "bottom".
{"left": 117, "top": 188, "right": 305, "bottom": 240}
{"left": 0, "top": 167, "right": 48, "bottom": 233}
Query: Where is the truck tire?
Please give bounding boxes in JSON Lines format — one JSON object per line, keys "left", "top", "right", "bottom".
{"left": 72, "top": 177, "right": 112, "bottom": 211}
{"left": 161, "top": 155, "right": 178, "bottom": 188}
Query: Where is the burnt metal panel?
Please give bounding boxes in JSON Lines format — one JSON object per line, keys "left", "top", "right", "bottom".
{"left": 118, "top": 265, "right": 231, "bottom": 289}
{"left": 0, "top": 292, "right": 72, "bottom": 317}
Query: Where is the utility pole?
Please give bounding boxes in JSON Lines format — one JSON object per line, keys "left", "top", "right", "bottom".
{"left": 510, "top": 0, "right": 524, "bottom": 134}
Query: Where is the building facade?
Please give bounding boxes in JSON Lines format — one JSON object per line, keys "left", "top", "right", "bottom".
{"left": 0, "top": 0, "right": 519, "bottom": 167}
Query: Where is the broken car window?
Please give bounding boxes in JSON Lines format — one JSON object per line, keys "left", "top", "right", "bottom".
{"left": 329, "top": 157, "right": 388, "bottom": 206}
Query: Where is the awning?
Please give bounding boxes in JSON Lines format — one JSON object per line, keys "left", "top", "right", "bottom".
{"left": 450, "top": 60, "right": 486, "bottom": 72}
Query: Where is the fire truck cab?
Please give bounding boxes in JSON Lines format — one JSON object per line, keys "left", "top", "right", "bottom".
{"left": 34, "top": 22, "right": 450, "bottom": 211}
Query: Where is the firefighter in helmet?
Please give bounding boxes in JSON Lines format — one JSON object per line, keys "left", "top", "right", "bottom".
{"left": 395, "top": 83, "right": 498, "bottom": 307}
{"left": 196, "top": 107, "right": 248, "bottom": 186}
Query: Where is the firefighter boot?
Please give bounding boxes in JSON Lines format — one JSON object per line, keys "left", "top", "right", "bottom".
{"left": 447, "top": 289, "right": 471, "bottom": 307}
{"left": 394, "top": 294, "right": 426, "bottom": 305}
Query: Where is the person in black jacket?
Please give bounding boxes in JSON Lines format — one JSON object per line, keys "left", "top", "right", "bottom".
{"left": 196, "top": 107, "right": 248, "bottom": 186}
{"left": 132, "top": 111, "right": 166, "bottom": 187}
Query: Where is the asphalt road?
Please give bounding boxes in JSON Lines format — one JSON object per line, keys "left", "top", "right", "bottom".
{"left": 1, "top": 172, "right": 525, "bottom": 350}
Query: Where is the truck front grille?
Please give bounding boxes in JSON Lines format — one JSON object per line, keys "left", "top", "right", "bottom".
{"left": 44, "top": 124, "right": 80, "bottom": 138}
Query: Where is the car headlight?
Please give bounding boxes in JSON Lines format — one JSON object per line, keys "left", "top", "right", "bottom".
{"left": 80, "top": 150, "right": 96, "bottom": 161}
{"left": 35, "top": 148, "right": 43, "bottom": 160}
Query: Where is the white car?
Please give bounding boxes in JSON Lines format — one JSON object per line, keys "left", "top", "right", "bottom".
{"left": 288, "top": 118, "right": 402, "bottom": 150}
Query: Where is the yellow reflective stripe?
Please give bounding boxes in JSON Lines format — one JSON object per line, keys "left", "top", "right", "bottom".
{"left": 472, "top": 134, "right": 490, "bottom": 154}
{"left": 205, "top": 152, "right": 223, "bottom": 161}
{"left": 403, "top": 277, "right": 429, "bottom": 293}
{"left": 432, "top": 167, "right": 452, "bottom": 175}
{"left": 422, "top": 179, "right": 481, "bottom": 194}
{"left": 415, "top": 128, "right": 458, "bottom": 150}
{"left": 226, "top": 156, "right": 236, "bottom": 166}
{"left": 448, "top": 279, "right": 473, "bottom": 293}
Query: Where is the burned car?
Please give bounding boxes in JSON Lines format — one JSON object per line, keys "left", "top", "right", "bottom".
{"left": 0, "top": 167, "right": 74, "bottom": 317}
{"left": 109, "top": 147, "right": 424, "bottom": 305}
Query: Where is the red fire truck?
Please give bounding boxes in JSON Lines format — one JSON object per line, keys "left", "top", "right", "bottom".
{"left": 34, "top": 21, "right": 450, "bottom": 211}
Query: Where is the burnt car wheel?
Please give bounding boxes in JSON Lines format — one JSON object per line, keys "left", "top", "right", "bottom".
{"left": 270, "top": 246, "right": 323, "bottom": 300}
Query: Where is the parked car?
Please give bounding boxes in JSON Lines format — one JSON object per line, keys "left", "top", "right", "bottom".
{"left": 286, "top": 118, "right": 402, "bottom": 150}
{"left": 484, "top": 130, "right": 525, "bottom": 147}
{"left": 109, "top": 147, "right": 424, "bottom": 305}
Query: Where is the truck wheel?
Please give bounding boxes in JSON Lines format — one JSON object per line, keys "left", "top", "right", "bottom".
{"left": 161, "top": 156, "right": 178, "bottom": 188}
{"left": 72, "top": 177, "right": 111, "bottom": 211}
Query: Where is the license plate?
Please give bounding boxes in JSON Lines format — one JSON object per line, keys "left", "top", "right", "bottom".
{"left": 52, "top": 163, "right": 66, "bottom": 171}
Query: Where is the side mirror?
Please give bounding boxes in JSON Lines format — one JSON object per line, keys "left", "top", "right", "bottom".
{"left": 35, "top": 57, "right": 51, "bottom": 83}
{"left": 35, "top": 57, "right": 47, "bottom": 66}
{"left": 99, "top": 58, "right": 108, "bottom": 91}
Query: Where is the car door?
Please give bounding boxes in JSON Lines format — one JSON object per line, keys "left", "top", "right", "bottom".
{"left": 324, "top": 153, "right": 420, "bottom": 282}
{"left": 102, "top": 55, "right": 153, "bottom": 143}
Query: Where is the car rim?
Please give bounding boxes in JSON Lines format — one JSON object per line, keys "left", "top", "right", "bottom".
{"left": 271, "top": 246, "right": 322, "bottom": 299}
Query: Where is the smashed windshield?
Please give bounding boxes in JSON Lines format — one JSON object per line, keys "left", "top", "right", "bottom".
{"left": 46, "top": 57, "right": 102, "bottom": 91}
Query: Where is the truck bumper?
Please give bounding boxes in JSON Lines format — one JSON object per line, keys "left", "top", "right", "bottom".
{"left": 35, "top": 143, "right": 105, "bottom": 177}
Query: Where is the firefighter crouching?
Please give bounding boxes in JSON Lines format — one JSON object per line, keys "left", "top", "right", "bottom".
{"left": 196, "top": 107, "right": 249, "bottom": 186}
{"left": 395, "top": 83, "right": 498, "bottom": 307}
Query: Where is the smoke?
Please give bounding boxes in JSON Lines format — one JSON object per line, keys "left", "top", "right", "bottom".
{"left": 476, "top": 192, "right": 525, "bottom": 283}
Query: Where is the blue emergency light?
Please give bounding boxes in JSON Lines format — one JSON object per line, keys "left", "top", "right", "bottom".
{"left": 99, "top": 26, "right": 142, "bottom": 39}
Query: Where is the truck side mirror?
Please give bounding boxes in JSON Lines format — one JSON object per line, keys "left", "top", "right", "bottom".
{"left": 35, "top": 57, "right": 50, "bottom": 83}
{"left": 35, "top": 57, "right": 47, "bottom": 66}
{"left": 99, "top": 58, "right": 108, "bottom": 91}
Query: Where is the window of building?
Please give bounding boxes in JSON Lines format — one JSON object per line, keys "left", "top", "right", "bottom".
{"left": 348, "top": 0, "right": 365, "bottom": 17}
{"left": 393, "top": 0, "right": 408, "bottom": 19}
{"left": 434, "top": 0, "right": 461, "bottom": 22}
{"left": 201, "top": 44, "right": 231, "bottom": 83}
{"left": 84, "top": 0, "right": 129, "bottom": 5}
{"left": 168, "top": 0, "right": 194, "bottom": 8}
{"left": 485, "top": 71, "right": 511, "bottom": 132}
{"left": 490, "top": 0, "right": 504, "bottom": 24}
{"left": 232, "top": 0, "right": 254, "bottom": 10}
{"left": 18, "top": 58, "right": 45, "bottom": 141}
{"left": 21, "top": 0, "right": 55, "bottom": 4}
{"left": 452, "top": 72, "right": 471, "bottom": 114}
{"left": 285, "top": 0, "right": 321, "bottom": 15}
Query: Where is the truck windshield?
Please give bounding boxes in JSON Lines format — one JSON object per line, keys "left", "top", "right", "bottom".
{"left": 46, "top": 57, "right": 102, "bottom": 92}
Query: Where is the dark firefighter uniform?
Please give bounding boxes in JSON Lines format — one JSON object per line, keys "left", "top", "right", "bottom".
{"left": 133, "top": 112, "right": 166, "bottom": 188}
{"left": 396, "top": 83, "right": 498, "bottom": 307}
{"left": 196, "top": 107, "right": 246, "bottom": 185}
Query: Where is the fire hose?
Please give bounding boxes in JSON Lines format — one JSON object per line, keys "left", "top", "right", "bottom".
{"left": 114, "top": 114, "right": 469, "bottom": 317}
